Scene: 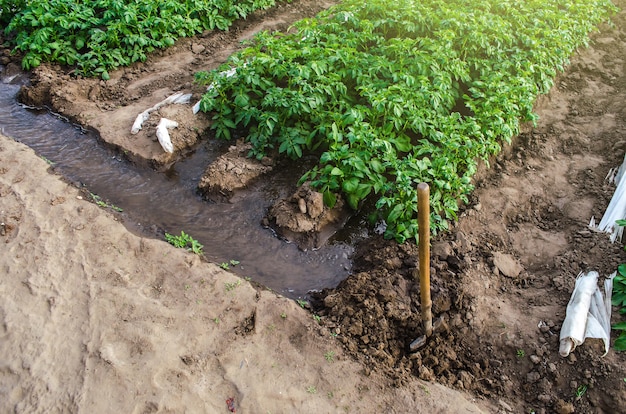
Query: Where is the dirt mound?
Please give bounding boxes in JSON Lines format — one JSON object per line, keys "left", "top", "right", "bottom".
{"left": 264, "top": 182, "right": 352, "bottom": 250}
{"left": 198, "top": 140, "right": 274, "bottom": 201}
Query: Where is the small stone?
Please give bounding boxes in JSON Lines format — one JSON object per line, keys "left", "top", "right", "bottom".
{"left": 191, "top": 43, "right": 206, "bottom": 54}
{"left": 418, "top": 365, "right": 434, "bottom": 381}
{"left": 493, "top": 252, "right": 524, "bottom": 278}
{"left": 432, "top": 242, "right": 453, "bottom": 260}
{"left": 298, "top": 198, "right": 307, "bottom": 214}
{"left": 456, "top": 232, "right": 472, "bottom": 253}
{"left": 458, "top": 371, "right": 473, "bottom": 389}
{"left": 554, "top": 399, "right": 575, "bottom": 414}
{"left": 538, "top": 394, "right": 551, "bottom": 403}
{"left": 526, "top": 371, "right": 541, "bottom": 383}
{"left": 530, "top": 355, "right": 541, "bottom": 364}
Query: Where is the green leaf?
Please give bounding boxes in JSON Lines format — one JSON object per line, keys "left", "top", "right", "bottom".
{"left": 234, "top": 94, "right": 249, "bottom": 107}
{"left": 342, "top": 177, "right": 360, "bottom": 193}
{"left": 387, "top": 204, "right": 404, "bottom": 223}
{"left": 613, "top": 321, "right": 626, "bottom": 331}
{"left": 393, "top": 135, "right": 412, "bottom": 153}
{"left": 355, "top": 183, "right": 372, "bottom": 199}
{"left": 347, "top": 193, "right": 360, "bottom": 210}
{"left": 370, "top": 159, "right": 385, "bottom": 174}
{"left": 613, "top": 292, "right": 626, "bottom": 307}
{"left": 222, "top": 118, "right": 236, "bottom": 129}
{"left": 323, "top": 190, "right": 337, "bottom": 209}
{"left": 614, "top": 334, "right": 626, "bottom": 352}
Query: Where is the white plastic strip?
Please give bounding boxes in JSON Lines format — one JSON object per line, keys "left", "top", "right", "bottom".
{"left": 156, "top": 118, "right": 179, "bottom": 153}
{"left": 130, "top": 92, "right": 192, "bottom": 134}
{"left": 559, "top": 271, "right": 614, "bottom": 357}
{"left": 590, "top": 155, "right": 626, "bottom": 242}
{"left": 192, "top": 67, "right": 239, "bottom": 114}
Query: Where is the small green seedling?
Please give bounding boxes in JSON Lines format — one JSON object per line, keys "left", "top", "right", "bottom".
{"left": 575, "top": 384, "right": 587, "bottom": 399}
{"left": 280, "top": 312, "right": 287, "bottom": 319}
{"left": 224, "top": 280, "right": 241, "bottom": 291}
{"left": 40, "top": 156, "right": 55, "bottom": 165}
{"left": 90, "top": 192, "right": 123, "bottom": 212}
{"left": 297, "top": 299, "right": 308, "bottom": 308}
{"left": 306, "top": 386, "right": 317, "bottom": 394}
{"left": 220, "top": 259, "right": 241, "bottom": 270}
{"left": 516, "top": 349, "right": 525, "bottom": 358}
{"left": 165, "top": 231, "right": 203, "bottom": 255}
{"left": 313, "top": 314, "right": 321, "bottom": 323}
{"left": 324, "top": 351, "right": 335, "bottom": 362}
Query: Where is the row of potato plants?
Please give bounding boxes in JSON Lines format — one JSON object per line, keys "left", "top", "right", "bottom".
{"left": 196, "top": 0, "right": 617, "bottom": 243}
{"left": 1, "top": 0, "right": 283, "bottom": 79}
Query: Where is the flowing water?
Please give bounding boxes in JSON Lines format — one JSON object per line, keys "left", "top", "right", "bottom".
{"left": 0, "top": 74, "right": 356, "bottom": 298}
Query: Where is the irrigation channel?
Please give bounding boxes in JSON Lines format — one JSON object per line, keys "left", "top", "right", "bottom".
{"left": 0, "top": 73, "right": 355, "bottom": 298}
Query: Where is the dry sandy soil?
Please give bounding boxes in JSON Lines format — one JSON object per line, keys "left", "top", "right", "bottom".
{"left": 2, "top": 0, "right": 626, "bottom": 413}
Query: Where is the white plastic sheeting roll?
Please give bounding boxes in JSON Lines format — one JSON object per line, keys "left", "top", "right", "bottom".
{"left": 559, "top": 271, "right": 614, "bottom": 357}
{"left": 156, "top": 118, "right": 178, "bottom": 153}
{"left": 590, "top": 155, "right": 626, "bottom": 242}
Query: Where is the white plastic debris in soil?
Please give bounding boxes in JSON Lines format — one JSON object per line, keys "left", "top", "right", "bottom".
{"left": 559, "top": 271, "right": 614, "bottom": 357}
{"left": 156, "top": 118, "right": 179, "bottom": 153}
{"left": 192, "top": 67, "right": 239, "bottom": 114}
{"left": 590, "top": 155, "right": 626, "bottom": 242}
{"left": 130, "top": 92, "right": 192, "bottom": 135}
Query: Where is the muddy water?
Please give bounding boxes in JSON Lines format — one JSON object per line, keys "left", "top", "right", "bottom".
{"left": 0, "top": 75, "right": 353, "bottom": 298}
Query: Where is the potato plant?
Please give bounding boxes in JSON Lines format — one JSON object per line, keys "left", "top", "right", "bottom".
{"left": 196, "top": 0, "right": 616, "bottom": 242}
{"left": 614, "top": 264, "right": 626, "bottom": 351}
{"left": 2, "top": 0, "right": 283, "bottom": 79}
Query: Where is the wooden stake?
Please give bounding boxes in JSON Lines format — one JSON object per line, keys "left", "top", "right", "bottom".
{"left": 417, "top": 182, "right": 433, "bottom": 337}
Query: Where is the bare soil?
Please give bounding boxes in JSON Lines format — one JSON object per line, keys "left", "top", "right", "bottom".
{"left": 2, "top": 0, "right": 626, "bottom": 413}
